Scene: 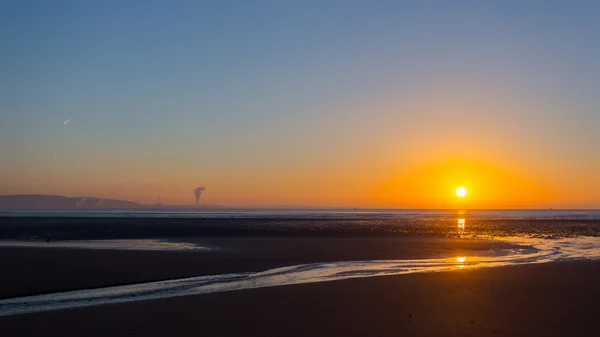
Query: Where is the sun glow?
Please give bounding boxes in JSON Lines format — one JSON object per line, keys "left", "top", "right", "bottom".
{"left": 375, "top": 159, "right": 552, "bottom": 208}
{"left": 456, "top": 186, "right": 467, "bottom": 198}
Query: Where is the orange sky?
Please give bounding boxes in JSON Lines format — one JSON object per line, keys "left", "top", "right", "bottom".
{"left": 2, "top": 154, "right": 597, "bottom": 208}
{"left": 2, "top": 84, "right": 599, "bottom": 208}
{"left": 2, "top": 2, "right": 599, "bottom": 208}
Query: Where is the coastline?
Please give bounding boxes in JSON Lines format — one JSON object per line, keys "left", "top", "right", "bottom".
{"left": 1, "top": 216, "right": 598, "bottom": 336}
{"left": 1, "top": 261, "right": 598, "bottom": 337}
{"left": 0, "top": 236, "right": 516, "bottom": 299}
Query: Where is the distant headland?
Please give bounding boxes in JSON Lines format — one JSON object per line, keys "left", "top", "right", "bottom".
{"left": 0, "top": 195, "right": 220, "bottom": 209}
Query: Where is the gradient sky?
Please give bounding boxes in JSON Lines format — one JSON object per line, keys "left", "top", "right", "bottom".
{"left": 1, "top": 0, "right": 599, "bottom": 208}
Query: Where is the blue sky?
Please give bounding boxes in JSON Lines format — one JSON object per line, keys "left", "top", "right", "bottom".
{"left": 1, "top": 1, "right": 599, "bottom": 206}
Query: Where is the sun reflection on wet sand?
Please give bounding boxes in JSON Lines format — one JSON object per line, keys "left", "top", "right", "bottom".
{"left": 455, "top": 256, "right": 467, "bottom": 269}
{"left": 457, "top": 218, "right": 466, "bottom": 238}
{"left": 0, "top": 236, "right": 598, "bottom": 317}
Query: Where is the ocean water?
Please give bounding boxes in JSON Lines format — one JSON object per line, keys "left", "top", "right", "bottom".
{"left": 2, "top": 209, "right": 599, "bottom": 241}
{"left": 0, "top": 239, "right": 208, "bottom": 251}
{"left": 2, "top": 208, "right": 600, "bottom": 219}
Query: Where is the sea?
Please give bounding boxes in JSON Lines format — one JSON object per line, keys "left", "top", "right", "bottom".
{"left": 2, "top": 208, "right": 600, "bottom": 219}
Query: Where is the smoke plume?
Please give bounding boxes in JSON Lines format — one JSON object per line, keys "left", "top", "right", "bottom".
{"left": 193, "top": 186, "right": 205, "bottom": 206}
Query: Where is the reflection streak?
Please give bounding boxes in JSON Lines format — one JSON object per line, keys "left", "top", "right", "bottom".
{"left": 0, "top": 236, "right": 598, "bottom": 317}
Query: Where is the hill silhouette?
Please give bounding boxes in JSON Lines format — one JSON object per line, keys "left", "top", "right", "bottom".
{"left": 0, "top": 195, "right": 143, "bottom": 209}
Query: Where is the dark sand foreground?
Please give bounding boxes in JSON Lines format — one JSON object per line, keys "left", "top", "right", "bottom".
{"left": 0, "top": 237, "right": 515, "bottom": 299}
{"left": 0, "top": 237, "right": 599, "bottom": 336}
{"left": 1, "top": 262, "right": 599, "bottom": 337}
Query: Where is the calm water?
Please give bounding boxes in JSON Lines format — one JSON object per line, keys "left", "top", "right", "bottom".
{"left": 2, "top": 208, "right": 600, "bottom": 219}
{"left": 0, "top": 239, "right": 208, "bottom": 251}
{"left": 2, "top": 209, "right": 599, "bottom": 241}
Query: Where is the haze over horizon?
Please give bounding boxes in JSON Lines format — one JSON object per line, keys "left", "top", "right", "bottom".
{"left": 1, "top": 1, "right": 599, "bottom": 208}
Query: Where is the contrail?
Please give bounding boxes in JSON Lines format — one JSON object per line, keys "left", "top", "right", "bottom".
{"left": 62, "top": 118, "right": 72, "bottom": 126}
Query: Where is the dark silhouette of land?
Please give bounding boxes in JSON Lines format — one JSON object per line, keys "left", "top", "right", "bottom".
{"left": 0, "top": 194, "right": 221, "bottom": 209}
{"left": 0, "top": 195, "right": 142, "bottom": 209}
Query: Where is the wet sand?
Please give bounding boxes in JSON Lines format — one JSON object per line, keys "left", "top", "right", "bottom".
{"left": 2, "top": 216, "right": 599, "bottom": 240}
{"left": 1, "top": 260, "right": 598, "bottom": 337}
{"left": 0, "top": 237, "right": 515, "bottom": 299}
{"left": 1, "top": 235, "right": 598, "bottom": 336}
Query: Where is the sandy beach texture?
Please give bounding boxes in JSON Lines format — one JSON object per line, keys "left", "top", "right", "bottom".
{"left": 0, "top": 237, "right": 599, "bottom": 336}
{"left": 1, "top": 237, "right": 514, "bottom": 299}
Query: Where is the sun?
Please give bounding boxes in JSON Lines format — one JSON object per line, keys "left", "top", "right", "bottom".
{"left": 455, "top": 186, "right": 467, "bottom": 198}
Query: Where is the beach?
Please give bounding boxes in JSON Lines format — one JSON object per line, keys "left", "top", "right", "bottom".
{"left": 0, "top": 215, "right": 599, "bottom": 336}
{"left": 0, "top": 237, "right": 516, "bottom": 299}
{"left": 0, "top": 248, "right": 598, "bottom": 336}
{"left": 4, "top": 0, "right": 600, "bottom": 335}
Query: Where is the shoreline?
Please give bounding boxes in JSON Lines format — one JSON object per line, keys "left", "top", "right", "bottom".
{"left": 1, "top": 217, "right": 598, "bottom": 335}
{"left": 2, "top": 216, "right": 599, "bottom": 241}
{"left": 1, "top": 261, "right": 598, "bottom": 336}
{"left": 0, "top": 236, "right": 518, "bottom": 299}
